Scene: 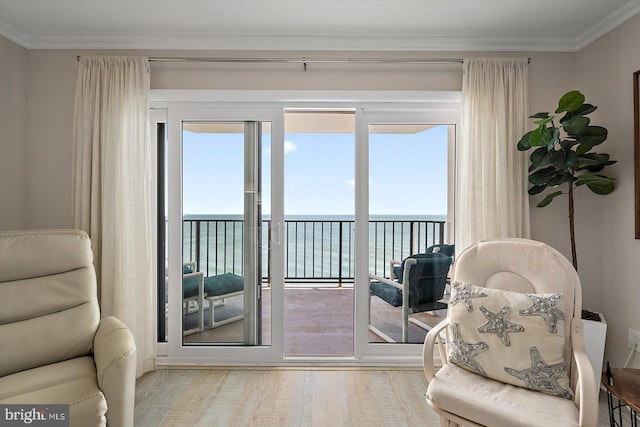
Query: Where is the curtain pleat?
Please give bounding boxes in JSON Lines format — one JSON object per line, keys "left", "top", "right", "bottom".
{"left": 72, "top": 56, "right": 155, "bottom": 376}
{"left": 456, "top": 57, "right": 531, "bottom": 253}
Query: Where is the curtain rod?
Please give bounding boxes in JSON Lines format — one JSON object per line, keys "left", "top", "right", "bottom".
{"left": 75, "top": 56, "right": 530, "bottom": 70}
{"left": 146, "top": 56, "right": 464, "bottom": 64}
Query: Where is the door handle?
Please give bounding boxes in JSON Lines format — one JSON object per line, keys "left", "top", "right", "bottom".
{"left": 269, "top": 222, "right": 281, "bottom": 245}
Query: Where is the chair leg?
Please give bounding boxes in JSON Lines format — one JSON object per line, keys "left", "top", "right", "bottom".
{"left": 208, "top": 296, "right": 243, "bottom": 329}
{"left": 402, "top": 305, "right": 409, "bottom": 343}
{"left": 439, "top": 416, "right": 459, "bottom": 427}
{"left": 409, "top": 316, "right": 433, "bottom": 332}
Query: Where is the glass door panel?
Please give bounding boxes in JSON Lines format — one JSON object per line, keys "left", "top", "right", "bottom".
{"left": 181, "top": 121, "right": 270, "bottom": 346}
{"left": 367, "top": 123, "right": 453, "bottom": 344}
{"left": 283, "top": 111, "right": 355, "bottom": 357}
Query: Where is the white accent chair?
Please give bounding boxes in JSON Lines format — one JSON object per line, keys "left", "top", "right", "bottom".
{"left": 423, "top": 238, "right": 598, "bottom": 427}
{"left": 0, "top": 230, "right": 137, "bottom": 427}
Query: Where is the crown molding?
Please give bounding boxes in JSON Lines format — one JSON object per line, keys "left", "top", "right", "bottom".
{"left": 2, "top": 2, "right": 638, "bottom": 53}
{"left": 575, "top": 0, "right": 640, "bottom": 50}
{"left": 0, "top": 19, "right": 29, "bottom": 48}
{"left": 2, "top": 32, "right": 581, "bottom": 53}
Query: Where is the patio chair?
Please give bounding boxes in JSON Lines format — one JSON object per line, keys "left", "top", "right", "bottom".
{"left": 369, "top": 252, "right": 453, "bottom": 343}
{"left": 204, "top": 273, "right": 244, "bottom": 329}
{"left": 181, "top": 266, "right": 244, "bottom": 333}
{"left": 423, "top": 238, "right": 598, "bottom": 427}
{"left": 391, "top": 244, "right": 455, "bottom": 281}
{"left": 181, "top": 262, "right": 205, "bottom": 336}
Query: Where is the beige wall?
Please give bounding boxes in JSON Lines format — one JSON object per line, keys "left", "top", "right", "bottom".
{"left": 1, "top": 16, "right": 637, "bottom": 367}
{"left": 576, "top": 14, "right": 640, "bottom": 369}
{"left": 0, "top": 36, "right": 28, "bottom": 230}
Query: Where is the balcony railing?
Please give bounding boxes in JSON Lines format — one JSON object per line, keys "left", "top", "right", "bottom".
{"left": 183, "top": 217, "right": 447, "bottom": 285}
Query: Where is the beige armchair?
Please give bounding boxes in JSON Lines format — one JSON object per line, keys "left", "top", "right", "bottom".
{"left": 423, "top": 238, "right": 598, "bottom": 427}
{"left": 0, "top": 230, "right": 137, "bottom": 427}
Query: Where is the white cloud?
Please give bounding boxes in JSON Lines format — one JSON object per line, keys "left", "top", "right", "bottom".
{"left": 345, "top": 178, "right": 355, "bottom": 187}
{"left": 284, "top": 140, "right": 297, "bottom": 154}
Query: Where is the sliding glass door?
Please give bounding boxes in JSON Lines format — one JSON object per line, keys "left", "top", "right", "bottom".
{"left": 165, "top": 108, "right": 284, "bottom": 362}
{"left": 356, "top": 109, "right": 457, "bottom": 359}
{"left": 153, "top": 91, "right": 460, "bottom": 365}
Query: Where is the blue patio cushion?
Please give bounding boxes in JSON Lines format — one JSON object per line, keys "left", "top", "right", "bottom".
{"left": 183, "top": 273, "right": 244, "bottom": 299}
{"left": 203, "top": 273, "right": 244, "bottom": 297}
{"left": 370, "top": 280, "right": 403, "bottom": 306}
{"left": 183, "top": 274, "right": 201, "bottom": 299}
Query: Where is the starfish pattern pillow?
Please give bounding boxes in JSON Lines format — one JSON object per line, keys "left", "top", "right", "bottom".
{"left": 447, "top": 282, "right": 573, "bottom": 399}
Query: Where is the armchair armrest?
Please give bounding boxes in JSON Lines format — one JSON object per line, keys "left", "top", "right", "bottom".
{"left": 369, "top": 273, "right": 403, "bottom": 291}
{"left": 389, "top": 259, "right": 401, "bottom": 280}
{"left": 571, "top": 318, "right": 598, "bottom": 427}
{"left": 94, "top": 316, "right": 137, "bottom": 427}
{"left": 423, "top": 318, "right": 450, "bottom": 382}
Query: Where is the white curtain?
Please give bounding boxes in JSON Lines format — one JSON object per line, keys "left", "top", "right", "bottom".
{"left": 72, "top": 56, "right": 155, "bottom": 377}
{"left": 456, "top": 57, "right": 531, "bottom": 253}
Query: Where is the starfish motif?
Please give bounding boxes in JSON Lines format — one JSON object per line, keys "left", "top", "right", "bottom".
{"left": 504, "top": 346, "right": 574, "bottom": 399}
{"left": 448, "top": 322, "right": 489, "bottom": 376}
{"left": 477, "top": 305, "right": 525, "bottom": 346}
{"left": 449, "top": 282, "right": 487, "bottom": 312}
{"left": 519, "top": 293, "right": 565, "bottom": 334}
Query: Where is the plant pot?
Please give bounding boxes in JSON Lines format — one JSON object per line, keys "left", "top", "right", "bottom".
{"left": 582, "top": 310, "right": 607, "bottom": 390}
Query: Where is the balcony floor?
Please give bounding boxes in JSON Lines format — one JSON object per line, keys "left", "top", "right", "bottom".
{"left": 183, "top": 285, "right": 447, "bottom": 355}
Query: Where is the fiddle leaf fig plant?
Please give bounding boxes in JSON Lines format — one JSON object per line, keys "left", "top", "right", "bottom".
{"left": 517, "top": 90, "right": 616, "bottom": 269}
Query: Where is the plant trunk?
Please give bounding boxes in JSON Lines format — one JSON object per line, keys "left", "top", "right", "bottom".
{"left": 568, "top": 184, "right": 577, "bottom": 270}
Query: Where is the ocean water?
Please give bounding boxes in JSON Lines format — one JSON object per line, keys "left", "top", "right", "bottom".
{"left": 182, "top": 214, "right": 448, "bottom": 280}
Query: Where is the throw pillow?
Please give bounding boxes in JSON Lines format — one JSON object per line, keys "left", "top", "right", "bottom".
{"left": 447, "top": 282, "right": 573, "bottom": 399}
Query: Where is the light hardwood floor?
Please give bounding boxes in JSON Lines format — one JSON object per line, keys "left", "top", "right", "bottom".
{"left": 135, "top": 368, "right": 614, "bottom": 427}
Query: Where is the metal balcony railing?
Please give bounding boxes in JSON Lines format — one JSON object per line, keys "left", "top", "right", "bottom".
{"left": 182, "top": 217, "right": 446, "bottom": 285}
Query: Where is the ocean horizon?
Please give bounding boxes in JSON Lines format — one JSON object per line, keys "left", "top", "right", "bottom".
{"left": 182, "top": 214, "right": 450, "bottom": 279}
{"left": 184, "top": 213, "right": 447, "bottom": 221}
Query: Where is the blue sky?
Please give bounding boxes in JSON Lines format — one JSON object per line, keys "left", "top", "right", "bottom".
{"left": 182, "top": 124, "right": 448, "bottom": 216}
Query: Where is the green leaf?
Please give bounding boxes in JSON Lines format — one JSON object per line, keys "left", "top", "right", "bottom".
{"left": 575, "top": 174, "right": 616, "bottom": 195}
{"left": 528, "top": 185, "right": 547, "bottom": 195}
{"left": 562, "top": 115, "right": 590, "bottom": 135}
{"left": 528, "top": 166, "right": 557, "bottom": 185}
{"left": 530, "top": 147, "right": 554, "bottom": 166}
{"left": 563, "top": 103, "right": 597, "bottom": 120}
{"left": 578, "top": 152, "right": 612, "bottom": 166}
{"left": 533, "top": 116, "right": 554, "bottom": 126}
{"left": 576, "top": 126, "right": 608, "bottom": 147}
{"left": 529, "top": 125, "right": 553, "bottom": 147}
{"left": 559, "top": 138, "right": 578, "bottom": 150}
{"left": 555, "top": 91, "right": 585, "bottom": 113}
{"left": 574, "top": 103, "right": 597, "bottom": 116}
{"left": 551, "top": 150, "right": 579, "bottom": 169}
{"left": 581, "top": 164, "right": 605, "bottom": 173}
{"left": 537, "top": 190, "right": 564, "bottom": 207}
{"left": 517, "top": 131, "right": 532, "bottom": 151}
{"left": 576, "top": 153, "right": 616, "bottom": 172}
{"left": 547, "top": 172, "right": 574, "bottom": 186}
{"left": 529, "top": 112, "right": 550, "bottom": 119}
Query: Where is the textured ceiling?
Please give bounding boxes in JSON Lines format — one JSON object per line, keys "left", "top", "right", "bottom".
{"left": 0, "top": 0, "right": 638, "bottom": 51}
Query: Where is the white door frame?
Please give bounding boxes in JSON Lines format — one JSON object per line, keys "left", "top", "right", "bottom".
{"left": 151, "top": 90, "right": 460, "bottom": 366}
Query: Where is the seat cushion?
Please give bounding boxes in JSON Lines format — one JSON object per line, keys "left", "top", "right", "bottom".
{"left": 370, "top": 280, "right": 403, "bottom": 306}
{"left": 0, "top": 357, "right": 107, "bottom": 427}
{"left": 426, "top": 363, "right": 579, "bottom": 427}
{"left": 204, "top": 273, "right": 244, "bottom": 297}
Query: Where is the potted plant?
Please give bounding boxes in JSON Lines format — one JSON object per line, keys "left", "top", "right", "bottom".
{"left": 517, "top": 89, "right": 615, "bottom": 383}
